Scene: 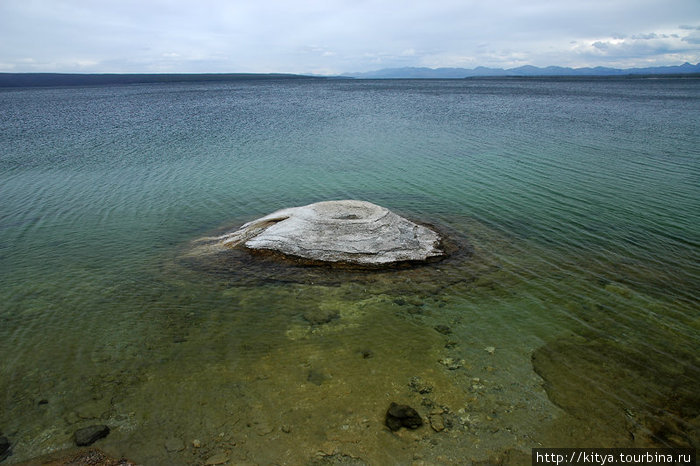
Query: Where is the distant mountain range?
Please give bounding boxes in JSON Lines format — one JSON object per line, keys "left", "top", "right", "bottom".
{"left": 347, "top": 62, "right": 700, "bottom": 79}
{"left": 1, "top": 63, "right": 698, "bottom": 88}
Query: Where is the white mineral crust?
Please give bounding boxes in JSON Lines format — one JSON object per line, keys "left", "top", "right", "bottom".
{"left": 217, "top": 200, "right": 444, "bottom": 265}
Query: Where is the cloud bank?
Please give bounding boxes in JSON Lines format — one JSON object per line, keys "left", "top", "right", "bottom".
{"left": 0, "top": 0, "right": 698, "bottom": 74}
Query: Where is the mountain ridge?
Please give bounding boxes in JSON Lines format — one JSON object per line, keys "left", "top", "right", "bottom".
{"left": 347, "top": 62, "right": 700, "bottom": 79}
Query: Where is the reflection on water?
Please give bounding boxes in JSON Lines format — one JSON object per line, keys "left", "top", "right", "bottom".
{"left": 0, "top": 78, "right": 698, "bottom": 464}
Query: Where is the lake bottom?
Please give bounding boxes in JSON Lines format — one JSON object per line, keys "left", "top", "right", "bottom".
{"left": 4, "top": 214, "right": 696, "bottom": 465}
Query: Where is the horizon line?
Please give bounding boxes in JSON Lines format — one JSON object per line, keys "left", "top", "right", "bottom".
{"left": 1, "top": 62, "right": 699, "bottom": 88}
{"left": 1, "top": 61, "right": 699, "bottom": 77}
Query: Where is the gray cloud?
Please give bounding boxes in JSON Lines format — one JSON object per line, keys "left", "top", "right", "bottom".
{"left": 0, "top": 0, "right": 698, "bottom": 73}
{"left": 631, "top": 33, "right": 658, "bottom": 40}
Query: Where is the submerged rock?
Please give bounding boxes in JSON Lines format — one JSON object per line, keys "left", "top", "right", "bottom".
{"left": 19, "top": 448, "right": 135, "bottom": 466}
{"left": 434, "top": 324, "right": 452, "bottom": 335}
{"left": 310, "top": 453, "right": 369, "bottom": 465}
{"left": 438, "top": 357, "right": 463, "bottom": 370}
{"left": 74, "top": 425, "right": 110, "bottom": 446}
{"left": 408, "top": 376, "right": 433, "bottom": 394}
{"left": 385, "top": 402, "right": 423, "bottom": 431}
{"left": 205, "top": 453, "right": 229, "bottom": 465}
{"left": 215, "top": 200, "right": 444, "bottom": 266}
{"left": 429, "top": 414, "right": 446, "bottom": 432}
{"left": 164, "top": 437, "right": 185, "bottom": 452}
{"left": 303, "top": 308, "right": 339, "bottom": 325}
{"left": 307, "top": 369, "right": 330, "bottom": 386}
{"left": 0, "top": 435, "right": 10, "bottom": 461}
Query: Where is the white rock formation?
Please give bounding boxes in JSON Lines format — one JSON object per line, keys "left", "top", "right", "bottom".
{"left": 216, "top": 200, "right": 444, "bottom": 265}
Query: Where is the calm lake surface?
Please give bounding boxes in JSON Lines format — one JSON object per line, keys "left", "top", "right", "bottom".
{"left": 1, "top": 77, "right": 698, "bottom": 464}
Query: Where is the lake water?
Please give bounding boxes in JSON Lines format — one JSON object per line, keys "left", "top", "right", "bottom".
{"left": 1, "top": 77, "right": 698, "bottom": 465}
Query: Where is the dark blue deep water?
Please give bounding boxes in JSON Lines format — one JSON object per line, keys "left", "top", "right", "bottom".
{"left": 1, "top": 78, "right": 698, "bottom": 464}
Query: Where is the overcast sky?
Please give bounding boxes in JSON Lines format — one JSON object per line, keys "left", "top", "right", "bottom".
{"left": 1, "top": 0, "right": 699, "bottom": 74}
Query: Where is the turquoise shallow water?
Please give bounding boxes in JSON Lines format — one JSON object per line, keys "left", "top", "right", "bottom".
{"left": 0, "top": 78, "right": 698, "bottom": 464}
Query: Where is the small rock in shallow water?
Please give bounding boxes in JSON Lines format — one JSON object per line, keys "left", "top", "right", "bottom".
{"left": 429, "top": 414, "right": 445, "bottom": 432}
{"left": 438, "top": 357, "right": 462, "bottom": 370}
{"left": 385, "top": 402, "right": 423, "bottom": 431}
{"left": 485, "top": 346, "right": 495, "bottom": 354}
{"left": 408, "top": 376, "right": 433, "bottom": 394}
{"left": 434, "top": 325, "right": 451, "bottom": 335}
{"left": 303, "top": 308, "right": 339, "bottom": 325}
{"left": 164, "top": 437, "right": 185, "bottom": 452}
{"left": 253, "top": 420, "right": 274, "bottom": 436}
{"left": 205, "top": 453, "right": 229, "bottom": 465}
{"left": 26, "top": 449, "right": 135, "bottom": 466}
{"left": 74, "top": 425, "right": 110, "bottom": 446}
{"left": 307, "top": 369, "right": 330, "bottom": 386}
{"left": 192, "top": 439, "right": 202, "bottom": 448}
{"left": 0, "top": 435, "right": 10, "bottom": 460}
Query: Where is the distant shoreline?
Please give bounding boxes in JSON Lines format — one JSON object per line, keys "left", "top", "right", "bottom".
{"left": 1, "top": 72, "right": 699, "bottom": 88}
{"left": 0, "top": 72, "right": 329, "bottom": 88}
